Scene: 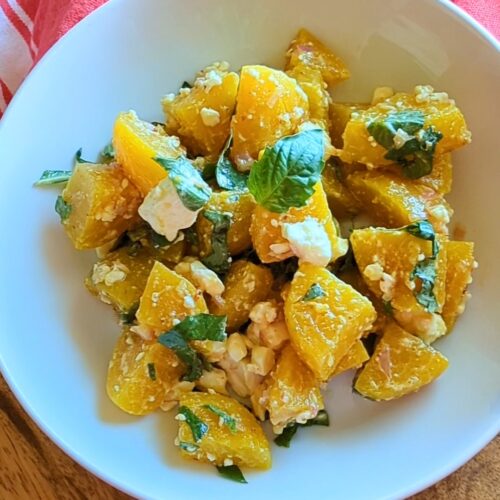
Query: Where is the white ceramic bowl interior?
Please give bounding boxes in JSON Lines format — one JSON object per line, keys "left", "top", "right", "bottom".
{"left": 0, "top": 0, "right": 498, "bottom": 499}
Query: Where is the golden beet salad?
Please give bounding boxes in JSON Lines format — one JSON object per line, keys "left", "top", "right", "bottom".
{"left": 35, "top": 29, "right": 476, "bottom": 482}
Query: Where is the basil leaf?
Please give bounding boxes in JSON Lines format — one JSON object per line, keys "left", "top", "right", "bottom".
{"left": 248, "top": 129, "right": 325, "bottom": 213}
{"left": 119, "top": 303, "right": 139, "bottom": 325}
{"left": 201, "top": 210, "right": 231, "bottom": 275}
{"left": 274, "top": 410, "right": 330, "bottom": 448}
{"left": 175, "top": 314, "right": 227, "bottom": 342}
{"left": 157, "top": 330, "right": 203, "bottom": 381}
{"left": 302, "top": 283, "right": 326, "bottom": 302}
{"left": 215, "top": 134, "right": 248, "bottom": 191}
{"left": 178, "top": 441, "right": 198, "bottom": 453}
{"left": 155, "top": 156, "right": 212, "bottom": 211}
{"left": 368, "top": 110, "right": 425, "bottom": 148}
{"left": 410, "top": 257, "right": 439, "bottom": 313}
{"left": 127, "top": 223, "right": 172, "bottom": 248}
{"left": 181, "top": 81, "right": 192, "bottom": 89}
{"left": 269, "top": 257, "right": 299, "bottom": 290}
{"left": 216, "top": 465, "right": 247, "bottom": 484}
{"left": 55, "top": 195, "right": 71, "bottom": 221}
{"left": 178, "top": 406, "right": 208, "bottom": 442}
{"left": 202, "top": 162, "right": 217, "bottom": 181}
{"left": 404, "top": 220, "right": 438, "bottom": 256}
{"left": 75, "top": 148, "right": 92, "bottom": 164}
{"left": 34, "top": 170, "right": 72, "bottom": 186}
{"left": 203, "top": 404, "right": 237, "bottom": 432}
{"left": 147, "top": 362, "right": 156, "bottom": 381}
{"left": 100, "top": 142, "right": 115, "bottom": 163}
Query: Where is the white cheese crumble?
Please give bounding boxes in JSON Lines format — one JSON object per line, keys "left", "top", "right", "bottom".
{"left": 175, "top": 258, "right": 225, "bottom": 297}
{"left": 200, "top": 107, "right": 221, "bottom": 127}
{"left": 371, "top": 86, "right": 394, "bottom": 104}
{"left": 281, "top": 217, "right": 332, "bottom": 266}
{"left": 393, "top": 128, "right": 414, "bottom": 149}
{"left": 414, "top": 85, "right": 452, "bottom": 104}
{"left": 138, "top": 177, "right": 201, "bottom": 241}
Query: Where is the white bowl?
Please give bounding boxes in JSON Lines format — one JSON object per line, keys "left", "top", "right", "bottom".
{"left": 0, "top": 0, "right": 498, "bottom": 498}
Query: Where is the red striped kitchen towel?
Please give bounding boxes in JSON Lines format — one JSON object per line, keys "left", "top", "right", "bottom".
{"left": 0, "top": 0, "right": 498, "bottom": 118}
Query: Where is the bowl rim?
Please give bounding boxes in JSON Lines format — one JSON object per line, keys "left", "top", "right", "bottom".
{"left": 0, "top": 0, "right": 499, "bottom": 498}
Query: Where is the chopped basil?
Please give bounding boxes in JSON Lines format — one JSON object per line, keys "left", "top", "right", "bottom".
{"left": 269, "top": 258, "right": 299, "bottom": 290}
{"left": 181, "top": 81, "right": 192, "bottom": 89}
{"left": 274, "top": 410, "right": 330, "bottom": 448}
{"left": 178, "top": 441, "right": 198, "bottom": 453}
{"left": 367, "top": 111, "right": 443, "bottom": 179}
{"left": 34, "top": 170, "right": 72, "bottom": 186}
{"left": 155, "top": 156, "right": 212, "bottom": 211}
{"left": 100, "top": 142, "right": 115, "bottom": 163}
{"left": 404, "top": 220, "right": 438, "bottom": 256}
{"left": 215, "top": 134, "right": 248, "bottom": 191}
{"left": 75, "top": 148, "right": 92, "bottom": 164}
{"left": 127, "top": 223, "right": 172, "bottom": 248}
{"left": 302, "top": 283, "right": 326, "bottom": 302}
{"left": 147, "top": 362, "right": 156, "bottom": 381}
{"left": 202, "top": 162, "right": 217, "bottom": 181}
{"left": 55, "top": 195, "right": 71, "bottom": 221}
{"left": 248, "top": 129, "right": 325, "bottom": 213}
{"left": 201, "top": 210, "right": 231, "bottom": 275}
{"left": 119, "top": 303, "right": 139, "bottom": 325}
{"left": 216, "top": 465, "right": 247, "bottom": 484}
{"left": 177, "top": 406, "right": 208, "bottom": 442}
{"left": 411, "top": 257, "right": 439, "bottom": 313}
{"left": 203, "top": 404, "right": 237, "bottom": 432}
{"left": 158, "top": 330, "right": 203, "bottom": 381}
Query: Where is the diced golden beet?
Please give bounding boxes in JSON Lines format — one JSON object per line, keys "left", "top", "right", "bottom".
{"left": 329, "top": 102, "right": 369, "bottom": 148}
{"left": 107, "top": 329, "right": 183, "bottom": 415}
{"left": 177, "top": 392, "right": 271, "bottom": 469}
{"left": 321, "top": 160, "right": 361, "bottom": 218}
{"left": 113, "top": 110, "right": 185, "bottom": 195}
{"left": 208, "top": 260, "right": 273, "bottom": 332}
{"left": 136, "top": 261, "right": 207, "bottom": 331}
{"left": 354, "top": 322, "right": 448, "bottom": 401}
{"left": 384, "top": 153, "right": 453, "bottom": 196}
{"left": 345, "top": 170, "right": 453, "bottom": 234}
{"left": 340, "top": 91, "right": 471, "bottom": 166}
{"left": 286, "top": 28, "right": 350, "bottom": 86}
{"left": 60, "top": 162, "right": 141, "bottom": 250}
{"left": 85, "top": 246, "right": 156, "bottom": 314}
{"left": 333, "top": 340, "right": 369, "bottom": 376}
{"left": 286, "top": 64, "right": 330, "bottom": 128}
{"left": 197, "top": 191, "right": 256, "bottom": 257}
{"left": 162, "top": 63, "right": 239, "bottom": 158}
{"left": 284, "top": 263, "right": 376, "bottom": 380}
{"left": 252, "top": 345, "right": 323, "bottom": 433}
{"left": 230, "top": 65, "right": 309, "bottom": 170}
{"left": 442, "top": 241, "right": 475, "bottom": 330}
{"left": 250, "top": 182, "right": 348, "bottom": 264}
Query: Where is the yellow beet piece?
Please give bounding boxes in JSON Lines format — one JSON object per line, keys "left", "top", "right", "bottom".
{"left": 113, "top": 110, "right": 185, "bottom": 195}
{"left": 136, "top": 261, "right": 207, "bottom": 331}
{"left": 163, "top": 63, "right": 239, "bottom": 158}
{"left": 329, "top": 102, "right": 369, "bottom": 148}
{"left": 285, "top": 263, "right": 377, "bottom": 380}
{"left": 196, "top": 191, "right": 256, "bottom": 257}
{"left": 345, "top": 169, "right": 453, "bottom": 234}
{"left": 340, "top": 90, "right": 471, "bottom": 167}
{"left": 253, "top": 345, "right": 323, "bottom": 433}
{"left": 60, "top": 162, "right": 141, "bottom": 250}
{"left": 442, "top": 241, "right": 475, "bottom": 330}
{"left": 208, "top": 260, "right": 273, "bottom": 332}
{"left": 177, "top": 392, "right": 271, "bottom": 469}
{"left": 286, "top": 28, "right": 350, "bottom": 86}
{"left": 333, "top": 340, "right": 369, "bottom": 376}
{"left": 107, "top": 329, "right": 183, "bottom": 415}
{"left": 250, "top": 182, "right": 348, "bottom": 263}
{"left": 354, "top": 322, "right": 448, "bottom": 401}
{"left": 230, "top": 65, "right": 309, "bottom": 170}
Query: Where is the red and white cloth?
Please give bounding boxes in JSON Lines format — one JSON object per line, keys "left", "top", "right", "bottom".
{"left": 0, "top": 0, "right": 499, "bottom": 118}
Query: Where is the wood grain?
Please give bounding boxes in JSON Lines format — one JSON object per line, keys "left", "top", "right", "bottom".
{"left": 0, "top": 373, "right": 497, "bottom": 499}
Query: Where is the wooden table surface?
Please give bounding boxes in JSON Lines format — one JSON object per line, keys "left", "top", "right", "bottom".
{"left": 0, "top": 374, "right": 498, "bottom": 500}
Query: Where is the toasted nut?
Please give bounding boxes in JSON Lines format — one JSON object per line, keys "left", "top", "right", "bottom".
{"left": 227, "top": 333, "right": 248, "bottom": 362}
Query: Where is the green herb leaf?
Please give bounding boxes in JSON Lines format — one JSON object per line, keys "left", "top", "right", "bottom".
{"left": 410, "top": 257, "right": 439, "bottom": 313}
{"left": 119, "top": 303, "right": 139, "bottom": 325}
{"left": 268, "top": 257, "right": 299, "bottom": 290}
{"left": 382, "top": 301, "right": 394, "bottom": 317}
{"left": 157, "top": 330, "right": 203, "bottom": 381}
{"left": 404, "top": 220, "right": 438, "bottom": 256}
{"left": 201, "top": 210, "right": 231, "bottom": 275}
{"left": 34, "top": 170, "right": 72, "bottom": 187}
{"left": 147, "top": 362, "right": 157, "bottom": 381}
{"left": 248, "top": 129, "right": 325, "bottom": 213}
{"left": 127, "top": 223, "right": 172, "bottom": 248}
{"left": 181, "top": 81, "right": 192, "bottom": 89}
{"left": 174, "top": 314, "right": 228, "bottom": 342}
{"left": 216, "top": 465, "right": 247, "bottom": 484}
{"left": 367, "top": 111, "right": 425, "bottom": 148}
{"left": 215, "top": 134, "right": 248, "bottom": 191}
{"left": 55, "top": 195, "right": 72, "bottom": 221}
{"left": 274, "top": 410, "right": 330, "bottom": 448}
{"left": 178, "top": 441, "right": 199, "bottom": 453}
{"left": 155, "top": 156, "right": 212, "bottom": 211}
{"left": 178, "top": 406, "right": 208, "bottom": 442}
{"left": 100, "top": 143, "right": 115, "bottom": 163}
{"left": 203, "top": 404, "right": 237, "bottom": 432}
{"left": 75, "top": 148, "right": 92, "bottom": 164}
{"left": 302, "top": 283, "right": 326, "bottom": 302}
{"left": 202, "top": 162, "right": 217, "bottom": 181}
